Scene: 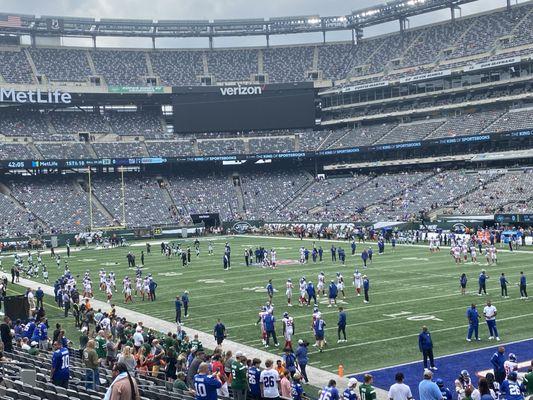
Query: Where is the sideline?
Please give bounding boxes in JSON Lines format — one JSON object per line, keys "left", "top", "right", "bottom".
{"left": 14, "top": 276, "right": 390, "bottom": 400}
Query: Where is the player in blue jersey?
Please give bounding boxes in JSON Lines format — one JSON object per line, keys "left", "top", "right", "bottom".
{"left": 460, "top": 273, "right": 468, "bottom": 295}
{"left": 478, "top": 270, "right": 488, "bottom": 296}
{"left": 194, "top": 362, "right": 222, "bottom": 400}
{"left": 343, "top": 378, "right": 359, "bottom": 400}
{"left": 328, "top": 280, "right": 338, "bottom": 307}
{"left": 266, "top": 279, "right": 274, "bottom": 303}
{"left": 248, "top": 358, "right": 262, "bottom": 400}
{"left": 319, "top": 380, "right": 340, "bottom": 400}
{"left": 519, "top": 272, "right": 528, "bottom": 300}
{"left": 500, "top": 372, "right": 524, "bottom": 400}
{"left": 291, "top": 373, "right": 305, "bottom": 400}
{"left": 314, "top": 313, "right": 326, "bottom": 352}
{"left": 50, "top": 341, "right": 70, "bottom": 388}
{"left": 500, "top": 273, "right": 509, "bottom": 298}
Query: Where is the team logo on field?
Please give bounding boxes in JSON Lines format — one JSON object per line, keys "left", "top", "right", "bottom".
{"left": 232, "top": 222, "right": 252, "bottom": 234}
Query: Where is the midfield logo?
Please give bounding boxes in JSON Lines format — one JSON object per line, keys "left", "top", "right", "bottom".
{"left": 219, "top": 84, "right": 264, "bottom": 96}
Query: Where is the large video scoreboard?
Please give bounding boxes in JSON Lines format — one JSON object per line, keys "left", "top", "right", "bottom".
{"left": 172, "top": 82, "right": 316, "bottom": 133}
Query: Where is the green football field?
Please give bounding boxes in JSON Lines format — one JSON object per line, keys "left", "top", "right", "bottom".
{"left": 4, "top": 235, "right": 532, "bottom": 375}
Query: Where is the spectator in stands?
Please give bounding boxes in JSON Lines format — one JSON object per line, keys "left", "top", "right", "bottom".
{"left": 280, "top": 370, "right": 292, "bottom": 398}
{"left": 388, "top": 372, "right": 414, "bottom": 400}
{"left": 524, "top": 362, "right": 533, "bottom": 396}
{"left": 419, "top": 369, "right": 443, "bottom": 400}
{"left": 231, "top": 350, "right": 248, "bottom": 400}
{"left": 187, "top": 349, "right": 205, "bottom": 387}
{"left": 83, "top": 339, "right": 101, "bottom": 390}
{"left": 50, "top": 340, "right": 70, "bottom": 389}
{"left": 173, "top": 371, "right": 193, "bottom": 394}
{"left": 0, "top": 316, "right": 13, "bottom": 353}
{"left": 105, "top": 361, "right": 141, "bottom": 400}
{"left": 116, "top": 345, "right": 135, "bottom": 374}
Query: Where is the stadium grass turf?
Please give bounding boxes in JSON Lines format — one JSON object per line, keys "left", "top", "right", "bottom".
{"left": 3, "top": 235, "right": 532, "bottom": 375}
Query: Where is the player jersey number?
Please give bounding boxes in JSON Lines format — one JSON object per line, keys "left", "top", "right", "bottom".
{"left": 61, "top": 354, "right": 70, "bottom": 369}
{"left": 319, "top": 391, "right": 332, "bottom": 400}
{"left": 249, "top": 375, "right": 256, "bottom": 385}
{"left": 195, "top": 382, "right": 207, "bottom": 397}
{"left": 508, "top": 384, "right": 521, "bottom": 396}
{"left": 263, "top": 376, "right": 275, "bottom": 387}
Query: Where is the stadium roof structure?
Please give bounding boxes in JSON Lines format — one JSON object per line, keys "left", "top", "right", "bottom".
{"left": 0, "top": 0, "right": 482, "bottom": 42}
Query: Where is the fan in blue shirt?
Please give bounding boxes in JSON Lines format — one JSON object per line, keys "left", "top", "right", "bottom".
{"left": 248, "top": 360, "right": 262, "bottom": 398}
{"left": 320, "top": 380, "right": 340, "bottom": 400}
{"left": 500, "top": 372, "right": 524, "bottom": 400}
{"left": 194, "top": 363, "right": 222, "bottom": 400}
{"left": 51, "top": 342, "right": 70, "bottom": 388}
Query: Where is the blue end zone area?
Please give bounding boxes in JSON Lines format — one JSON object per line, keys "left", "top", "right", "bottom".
{"left": 351, "top": 338, "right": 533, "bottom": 398}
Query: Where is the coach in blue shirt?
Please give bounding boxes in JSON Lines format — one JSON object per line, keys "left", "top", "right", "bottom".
{"left": 466, "top": 304, "right": 480, "bottom": 341}
{"left": 264, "top": 313, "right": 278, "bottom": 347}
{"left": 337, "top": 307, "right": 347, "bottom": 343}
{"left": 490, "top": 346, "right": 506, "bottom": 383}
{"left": 295, "top": 340, "right": 309, "bottom": 383}
{"left": 519, "top": 272, "right": 528, "bottom": 299}
{"left": 419, "top": 369, "right": 443, "bottom": 400}
{"left": 175, "top": 296, "right": 182, "bottom": 324}
{"left": 419, "top": 325, "right": 437, "bottom": 370}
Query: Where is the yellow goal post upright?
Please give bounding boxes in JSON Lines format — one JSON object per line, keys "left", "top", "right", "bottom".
{"left": 87, "top": 166, "right": 127, "bottom": 231}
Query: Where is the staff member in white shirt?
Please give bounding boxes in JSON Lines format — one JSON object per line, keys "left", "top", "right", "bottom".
{"left": 389, "top": 372, "right": 414, "bottom": 400}
{"left": 483, "top": 300, "right": 500, "bottom": 341}
{"left": 260, "top": 359, "right": 280, "bottom": 399}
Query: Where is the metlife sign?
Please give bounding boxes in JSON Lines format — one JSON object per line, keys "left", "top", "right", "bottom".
{"left": 219, "top": 85, "right": 264, "bottom": 96}
{"left": 0, "top": 88, "right": 72, "bottom": 104}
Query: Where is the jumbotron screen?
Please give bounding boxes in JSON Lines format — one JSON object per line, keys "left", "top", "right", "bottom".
{"left": 172, "top": 82, "right": 315, "bottom": 133}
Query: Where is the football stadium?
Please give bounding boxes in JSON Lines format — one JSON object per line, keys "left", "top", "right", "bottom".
{"left": 0, "top": 0, "right": 532, "bottom": 400}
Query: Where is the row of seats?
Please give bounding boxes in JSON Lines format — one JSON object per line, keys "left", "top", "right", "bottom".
{"left": 1, "top": 168, "right": 531, "bottom": 236}
{"left": 0, "top": 2, "right": 532, "bottom": 85}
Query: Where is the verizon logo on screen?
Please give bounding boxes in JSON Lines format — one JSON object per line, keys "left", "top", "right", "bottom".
{"left": 219, "top": 85, "right": 265, "bottom": 96}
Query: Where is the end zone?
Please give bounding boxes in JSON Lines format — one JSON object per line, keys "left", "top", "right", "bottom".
{"left": 350, "top": 338, "right": 533, "bottom": 399}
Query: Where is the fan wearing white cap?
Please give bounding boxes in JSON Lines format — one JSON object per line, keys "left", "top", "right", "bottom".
{"left": 343, "top": 378, "right": 359, "bottom": 400}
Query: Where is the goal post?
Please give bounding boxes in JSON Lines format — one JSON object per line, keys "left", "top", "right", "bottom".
{"left": 87, "top": 166, "right": 127, "bottom": 231}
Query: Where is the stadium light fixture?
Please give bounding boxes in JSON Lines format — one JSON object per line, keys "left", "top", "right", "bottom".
{"left": 307, "top": 17, "right": 321, "bottom": 25}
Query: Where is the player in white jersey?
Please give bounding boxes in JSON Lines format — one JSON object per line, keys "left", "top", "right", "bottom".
{"left": 285, "top": 279, "right": 293, "bottom": 307}
{"left": 353, "top": 269, "right": 362, "bottom": 296}
{"left": 124, "top": 283, "right": 133, "bottom": 303}
{"left": 299, "top": 247, "right": 305, "bottom": 264}
{"left": 42, "top": 265, "right": 49, "bottom": 283}
{"left": 208, "top": 242, "right": 213, "bottom": 255}
{"left": 429, "top": 239, "right": 435, "bottom": 253}
{"left": 299, "top": 277, "right": 308, "bottom": 306}
{"left": 504, "top": 354, "right": 518, "bottom": 378}
{"left": 105, "top": 282, "right": 113, "bottom": 303}
{"left": 282, "top": 312, "right": 295, "bottom": 349}
{"left": 256, "top": 306, "right": 268, "bottom": 345}
{"left": 462, "top": 244, "right": 469, "bottom": 262}
{"left": 99, "top": 270, "right": 106, "bottom": 290}
{"left": 56, "top": 255, "right": 61, "bottom": 269}
{"left": 490, "top": 246, "right": 497, "bottom": 264}
{"left": 317, "top": 272, "right": 325, "bottom": 296}
{"left": 336, "top": 273, "right": 346, "bottom": 299}
{"left": 470, "top": 247, "right": 477, "bottom": 263}
{"left": 37, "top": 253, "right": 42, "bottom": 265}
{"left": 110, "top": 272, "right": 117, "bottom": 292}
{"left": 271, "top": 250, "right": 277, "bottom": 269}
{"left": 142, "top": 277, "right": 150, "bottom": 301}
{"left": 83, "top": 280, "right": 93, "bottom": 298}
{"left": 135, "top": 277, "right": 142, "bottom": 295}
{"left": 453, "top": 246, "right": 461, "bottom": 264}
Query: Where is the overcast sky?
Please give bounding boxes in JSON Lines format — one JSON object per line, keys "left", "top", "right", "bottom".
{"left": 1, "top": 0, "right": 525, "bottom": 48}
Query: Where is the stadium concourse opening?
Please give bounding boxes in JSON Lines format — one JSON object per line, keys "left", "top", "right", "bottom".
{"left": 0, "top": 0, "right": 533, "bottom": 399}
